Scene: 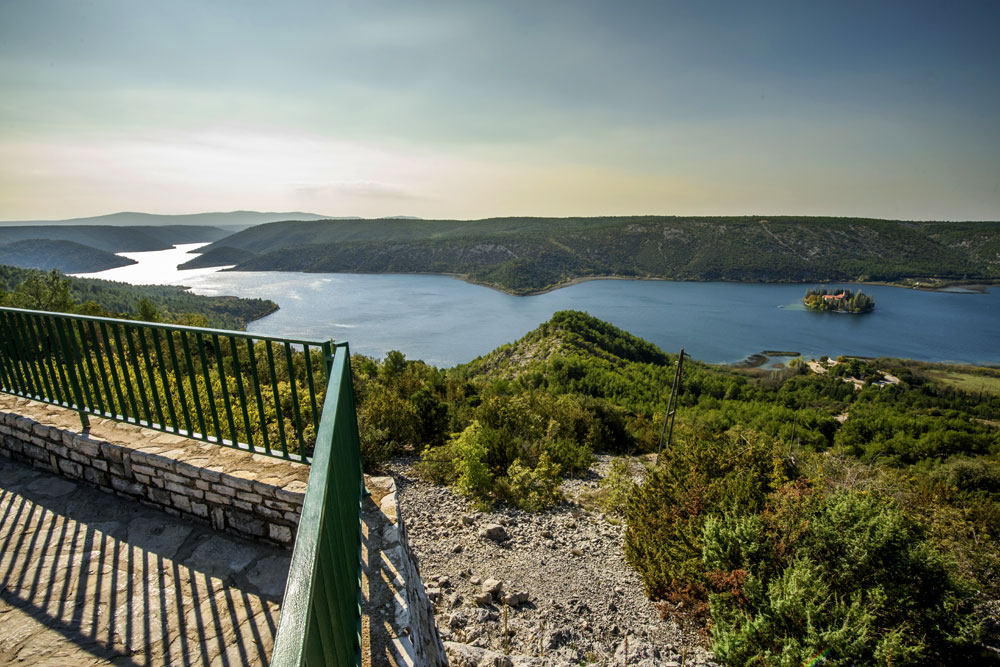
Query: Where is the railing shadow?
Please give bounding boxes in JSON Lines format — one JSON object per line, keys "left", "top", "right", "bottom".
{"left": 0, "top": 457, "right": 284, "bottom": 666}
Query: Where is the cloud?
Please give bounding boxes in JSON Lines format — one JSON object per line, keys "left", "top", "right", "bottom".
{"left": 294, "top": 181, "right": 426, "bottom": 202}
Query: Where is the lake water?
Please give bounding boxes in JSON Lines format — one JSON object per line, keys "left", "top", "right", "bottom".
{"left": 77, "top": 244, "right": 1000, "bottom": 368}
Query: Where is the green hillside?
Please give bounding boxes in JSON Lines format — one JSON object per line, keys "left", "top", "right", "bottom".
{"left": 350, "top": 310, "right": 999, "bottom": 663}
{"left": 0, "top": 265, "right": 276, "bottom": 330}
{"left": 190, "top": 216, "right": 1000, "bottom": 294}
{"left": 0, "top": 224, "right": 232, "bottom": 253}
{"left": 0, "top": 239, "right": 137, "bottom": 273}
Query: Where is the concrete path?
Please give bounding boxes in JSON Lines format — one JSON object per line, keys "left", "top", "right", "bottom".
{"left": 0, "top": 456, "right": 290, "bottom": 666}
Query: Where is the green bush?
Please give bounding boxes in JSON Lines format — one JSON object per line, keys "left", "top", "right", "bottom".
{"left": 624, "top": 430, "right": 790, "bottom": 599}
{"left": 596, "top": 456, "right": 635, "bottom": 517}
{"left": 704, "top": 487, "right": 981, "bottom": 666}
{"left": 503, "top": 453, "right": 562, "bottom": 511}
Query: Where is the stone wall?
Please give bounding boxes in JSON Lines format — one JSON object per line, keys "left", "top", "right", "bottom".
{"left": 363, "top": 475, "right": 448, "bottom": 667}
{"left": 0, "top": 395, "right": 309, "bottom": 547}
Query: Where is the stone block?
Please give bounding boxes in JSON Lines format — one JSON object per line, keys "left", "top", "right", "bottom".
{"left": 262, "top": 498, "right": 297, "bottom": 512}
{"left": 83, "top": 467, "right": 109, "bottom": 487}
{"left": 256, "top": 506, "right": 284, "bottom": 521}
{"left": 132, "top": 472, "right": 151, "bottom": 484}
{"left": 70, "top": 435, "right": 101, "bottom": 458}
{"left": 173, "top": 461, "right": 201, "bottom": 479}
{"left": 222, "top": 473, "right": 257, "bottom": 493}
{"left": 130, "top": 463, "right": 157, "bottom": 477}
{"left": 199, "top": 466, "right": 225, "bottom": 483}
{"left": 275, "top": 480, "right": 308, "bottom": 503}
{"left": 164, "top": 481, "right": 190, "bottom": 495}
{"left": 148, "top": 487, "right": 172, "bottom": 506}
{"left": 212, "top": 484, "right": 236, "bottom": 497}
{"left": 211, "top": 506, "right": 226, "bottom": 531}
{"left": 203, "top": 491, "right": 230, "bottom": 505}
{"left": 68, "top": 449, "right": 93, "bottom": 464}
{"left": 269, "top": 523, "right": 293, "bottom": 544}
{"left": 191, "top": 501, "right": 209, "bottom": 519}
{"left": 22, "top": 442, "right": 47, "bottom": 461}
{"left": 99, "top": 442, "right": 124, "bottom": 463}
{"left": 142, "top": 453, "right": 175, "bottom": 471}
{"left": 58, "top": 459, "right": 83, "bottom": 478}
{"left": 108, "top": 463, "right": 125, "bottom": 477}
{"left": 91, "top": 459, "right": 108, "bottom": 472}
{"left": 171, "top": 493, "right": 192, "bottom": 513}
{"left": 110, "top": 475, "right": 144, "bottom": 496}
{"left": 232, "top": 499, "right": 254, "bottom": 512}
{"left": 227, "top": 510, "right": 265, "bottom": 538}
{"left": 236, "top": 491, "right": 263, "bottom": 504}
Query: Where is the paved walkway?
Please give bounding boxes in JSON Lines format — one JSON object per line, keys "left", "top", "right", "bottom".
{"left": 0, "top": 456, "right": 290, "bottom": 666}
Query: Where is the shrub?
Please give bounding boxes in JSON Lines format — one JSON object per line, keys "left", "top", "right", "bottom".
{"left": 704, "top": 488, "right": 982, "bottom": 666}
{"left": 596, "top": 456, "right": 635, "bottom": 517}
{"left": 624, "top": 430, "right": 790, "bottom": 599}
{"left": 503, "top": 453, "right": 562, "bottom": 511}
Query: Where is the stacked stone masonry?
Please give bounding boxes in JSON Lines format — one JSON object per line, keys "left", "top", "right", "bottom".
{"left": 0, "top": 395, "right": 309, "bottom": 547}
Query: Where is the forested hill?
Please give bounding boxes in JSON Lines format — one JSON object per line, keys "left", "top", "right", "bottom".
{"left": 0, "top": 264, "right": 276, "bottom": 330}
{"left": 182, "top": 216, "right": 1000, "bottom": 294}
{"left": 0, "top": 225, "right": 230, "bottom": 253}
{"left": 0, "top": 239, "right": 137, "bottom": 273}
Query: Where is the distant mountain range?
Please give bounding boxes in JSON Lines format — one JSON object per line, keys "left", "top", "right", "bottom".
{"left": 0, "top": 211, "right": 424, "bottom": 274}
{"left": 0, "top": 210, "right": 345, "bottom": 229}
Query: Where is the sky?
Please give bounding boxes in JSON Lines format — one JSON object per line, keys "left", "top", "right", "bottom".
{"left": 1, "top": 1, "right": 998, "bottom": 221}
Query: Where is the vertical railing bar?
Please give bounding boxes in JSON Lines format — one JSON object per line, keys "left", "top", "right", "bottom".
{"left": 246, "top": 339, "right": 272, "bottom": 454}
{"left": 38, "top": 315, "right": 73, "bottom": 406}
{"left": 303, "top": 344, "right": 321, "bottom": 435}
{"left": 228, "top": 335, "right": 254, "bottom": 450}
{"left": 0, "top": 312, "right": 23, "bottom": 394}
{"left": 247, "top": 338, "right": 274, "bottom": 454}
{"left": 150, "top": 329, "right": 180, "bottom": 434}
{"left": 265, "top": 341, "right": 289, "bottom": 457}
{"left": 74, "top": 319, "right": 105, "bottom": 416}
{"left": 136, "top": 326, "right": 165, "bottom": 430}
{"left": 121, "top": 325, "right": 152, "bottom": 426}
{"left": 180, "top": 331, "right": 208, "bottom": 439}
{"left": 165, "top": 329, "right": 194, "bottom": 436}
{"left": 284, "top": 342, "right": 306, "bottom": 456}
{"left": 50, "top": 316, "right": 90, "bottom": 428}
{"left": 3, "top": 312, "right": 36, "bottom": 398}
{"left": 211, "top": 334, "right": 238, "bottom": 446}
{"left": 63, "top": 317, "right": 95, "bottom": 411}
{"left": 88, "top": 320, "right": 117, "bottom": 420}
{"left": 59, "top": 317, "right": 95, "bottom": 421}
{"left": 98, "top": 321, "right": 130, "bottom": 422}
{"left": 108, "top": 321, "right": 140, "bottom": 422}
{"left": 23, "top": 313, "right": 60, "bottom": 403}
{"left": 195, "top": 332, "right": 222, "bottom": 443}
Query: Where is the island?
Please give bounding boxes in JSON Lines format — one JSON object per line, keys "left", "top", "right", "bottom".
{"left": 803, "top": 287, "right": 875, "bottom": 313}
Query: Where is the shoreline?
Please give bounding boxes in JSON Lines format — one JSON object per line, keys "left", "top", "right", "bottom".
{"left": 215, "top": 263, "right": 997, "bottom": 298}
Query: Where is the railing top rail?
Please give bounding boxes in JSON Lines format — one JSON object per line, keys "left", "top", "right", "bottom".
{"left": 0, "top": 306, "right": 332, "bottom": 347}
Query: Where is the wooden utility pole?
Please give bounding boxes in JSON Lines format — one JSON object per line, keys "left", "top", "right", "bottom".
{"left": 657, "top": 349, "right": 685, "bottom": 459}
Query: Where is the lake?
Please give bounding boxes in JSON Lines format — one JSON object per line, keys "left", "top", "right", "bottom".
{"left": 78, "top": 244, "right": 1000, "bottom": 368}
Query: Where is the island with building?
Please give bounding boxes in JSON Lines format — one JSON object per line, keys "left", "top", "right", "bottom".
{"left": 803, "top": 287, "right": 875, "bottom": 313}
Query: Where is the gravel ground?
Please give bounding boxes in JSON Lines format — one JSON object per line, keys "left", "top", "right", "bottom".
{"left": 386, "top": 456, "right": 717, "bottom": 666}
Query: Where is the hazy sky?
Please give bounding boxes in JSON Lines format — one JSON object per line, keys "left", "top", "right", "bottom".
{"left": 1, "top": 1, "right": 998, "bottom": 221}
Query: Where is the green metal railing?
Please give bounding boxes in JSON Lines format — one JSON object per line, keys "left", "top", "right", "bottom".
{"left": 0, "top": 307, "right": 366, "bottom": 662}
{"left": 0, "top": 307, "right": 331, "bottom": 461}
{"left": 271, "top": 343, "right": 364, "bottom": 666}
